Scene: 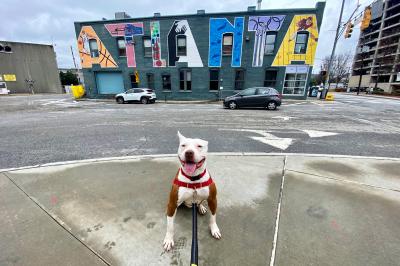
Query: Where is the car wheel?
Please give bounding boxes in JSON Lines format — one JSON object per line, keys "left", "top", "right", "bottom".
{"left": 116, "top": 97, "right": 124, "bottom": 104}
{"left": 141, "top": 97, "right": 149, "bottom": 104}
{"left": 228, "top": 101, "right": 237, "bottom": 110}
{"left": 266, "top": 101, "right": 277, "bottom": 110}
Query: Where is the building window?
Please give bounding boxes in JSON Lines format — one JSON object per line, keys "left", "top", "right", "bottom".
{"left": 177, "top": 36, "right": 187, "bottom": 56}
{"left": 234, "top": 69, "right": 245, "bottom": 90}
{"left": 209, "top": 69, "right": 219, "bottom": 91}
{"left": 117, "top": 37, "right": 126, "bottom": 57}
{"left": 264, "top": 32, "right": 277, "bottom": 55}
{"left": 294, "top": 32, "right": 309, "bottom": 54}
{"left": 143, "top": 36, "right": 152, "bottom": 57}
{"left": 89, "top": 39, "right": 99, "bottom": 58}
{"left": 180, "top": 69, "right": 192, "bottom": 91}
{"left": 222, "top": 33, "right": 233, "bottom": 55}
{"left": 283, "top": 67, "right": 308, "bottom": 95}
{"left": 162, "top": 74, "right": 171, "bottom": 90}
{"left": 264, "top": 70, "right": 278, "bottom": 87}
{"left": 147, "top": 73, "right": 155, "bottom": 89}
{"left": 130, "top": 74, "right": 139, "bottom": 88}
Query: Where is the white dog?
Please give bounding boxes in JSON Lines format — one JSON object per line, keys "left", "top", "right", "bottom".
{"left": 163, "top": 131, "right": 221, "bottom": 251}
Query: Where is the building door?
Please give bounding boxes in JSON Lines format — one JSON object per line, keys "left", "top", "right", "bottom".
{"left": 96, "top": 72, "right": 125, "bottom": 94}
{"left": 130, "top": 74, "right": 139, "bottom": 88}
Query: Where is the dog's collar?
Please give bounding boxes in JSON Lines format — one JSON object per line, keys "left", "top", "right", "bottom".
{"left": 180, "top": 168, "right": 207, "bottom": 181}
{"left": 174, "top": 176, "right": 213, "bottom": 189}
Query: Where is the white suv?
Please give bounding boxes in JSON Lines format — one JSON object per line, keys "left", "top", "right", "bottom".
{"left": 115, "top": 88, "right": 157, "bottom": 104}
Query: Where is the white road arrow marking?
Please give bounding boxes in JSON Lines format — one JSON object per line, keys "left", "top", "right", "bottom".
{"left": 220, "top": 129, "right": 293, "bottom": 150}
{"left": 272, "top": 116, "right": 293, "bottom": 121}
{"left": 302, "top": 130, "right": 339, "bottom": 138}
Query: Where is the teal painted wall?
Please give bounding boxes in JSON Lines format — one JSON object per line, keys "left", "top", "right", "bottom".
{"left": 75, "top": 2, "right": 325, "bottom": 100}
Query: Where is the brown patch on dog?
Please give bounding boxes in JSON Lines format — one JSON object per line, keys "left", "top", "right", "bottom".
{"left": 166, "top": 171, "right": 180, "bottom": 217}
{"left": 207, "top": 182, "right": 217, "bottom": 215}
{"left": 166, "top": 184, "right": 179, "bottom": 217}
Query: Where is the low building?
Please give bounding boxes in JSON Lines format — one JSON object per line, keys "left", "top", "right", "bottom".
{"left": 348, "top": 0, "right": 400, "bottom": 95}
{"left": 74, "top": 3, "right": 325, "bottom": 100}
{"left": 0, "top": 41, "right": 62, "bottom": 94}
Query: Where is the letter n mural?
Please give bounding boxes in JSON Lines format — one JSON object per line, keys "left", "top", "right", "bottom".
{"left": 105, "top": 22, "right": 144, "bottom": 67}
{"left": 248, "top": 15, "right": 285, "bottom": 67}
{"left": 150, "top": 21, "right": 166, "bottom": 67}
{"left": 208, "top": 17, "right": 244, "bottom": 67}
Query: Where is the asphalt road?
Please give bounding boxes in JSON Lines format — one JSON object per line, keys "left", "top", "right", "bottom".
{"left": 0, "top": 93, "right": 399, "bottom": 169}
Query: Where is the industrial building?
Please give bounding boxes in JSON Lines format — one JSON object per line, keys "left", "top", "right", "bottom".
{"left": 74, "top": 2, "right": 325, "bottom": 100}
{"left": 349, "top": 0, "right": 400, "bottom": 95}
{"left": 0, "top": 41, "right": 62, "bottom": 94}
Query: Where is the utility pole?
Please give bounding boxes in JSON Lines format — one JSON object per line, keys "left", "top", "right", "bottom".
{"left": 70, "top": 45, "right": 81, "bottom": 83}
{"left": 323, "top": 0, "right": 346, "bottom": 98}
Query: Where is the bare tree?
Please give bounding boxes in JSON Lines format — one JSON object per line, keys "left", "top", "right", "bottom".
{"left": 321, "top": 53, "right": 352, "bottom": 87}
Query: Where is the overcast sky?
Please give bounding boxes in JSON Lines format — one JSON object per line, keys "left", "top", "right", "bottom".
{"left": 0, "top": 0, "right": 370, "bottom": 71}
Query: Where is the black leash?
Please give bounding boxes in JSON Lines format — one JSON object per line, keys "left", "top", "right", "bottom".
{"left": 190, "top": 203, "right": 198, "bottom": 266}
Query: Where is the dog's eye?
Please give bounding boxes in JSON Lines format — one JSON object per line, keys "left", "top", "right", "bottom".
{"left": 181, "top": 144, "right": 186, "bottom": 147}
{"left": 197, "top": 145, "right": 203, "bottom": 148}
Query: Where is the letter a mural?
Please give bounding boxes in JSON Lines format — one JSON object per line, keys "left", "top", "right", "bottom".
{"left": 105, "top": 22, "right": 144, "bottom": 67}
{"left": 77, "top": 26, "right": 117, "bottom": 68}
{"left": 208, "top": 17, "right": 244, "bottom": 67}
{"left": 248, "top": 15, "right": 285, "bottom": 67}
{"left": 167, "top": 20, "right": 203, "bottom": 67}
{"left": 272, "top": 15, "right": 319, "bottom": 66}
{"left": 150, "top": 21, "right": 166, "bottom": 67}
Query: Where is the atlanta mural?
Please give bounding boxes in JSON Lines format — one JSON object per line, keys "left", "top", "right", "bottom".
{"left": 77, "top": 15, "right": 319, "bottom": 69}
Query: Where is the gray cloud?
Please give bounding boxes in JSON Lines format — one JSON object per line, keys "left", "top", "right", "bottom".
{"left": 1, "top": 0, "right": 370, "bottom": 69}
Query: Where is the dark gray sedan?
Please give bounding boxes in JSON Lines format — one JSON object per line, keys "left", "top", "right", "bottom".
{"left": 223, "top": 87, "right": 282, "bottom": 110}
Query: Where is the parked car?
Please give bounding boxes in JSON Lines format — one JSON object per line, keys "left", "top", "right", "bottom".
{"left": 223, "top": 87, "right": 282, "bottom": 110}
{"left": 115, "top": 88, "right": 156, "bottom": 104}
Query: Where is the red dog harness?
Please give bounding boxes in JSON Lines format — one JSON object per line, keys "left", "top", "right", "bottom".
{"left": 173, "top": 168, "right": 213, "bottom": 189}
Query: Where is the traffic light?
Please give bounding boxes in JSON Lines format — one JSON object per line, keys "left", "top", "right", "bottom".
{"left": 361, "top": 6, "right": 372, "bottom": 31}
{"left": 344, "top": 22, "right": 354, "bottom": 38}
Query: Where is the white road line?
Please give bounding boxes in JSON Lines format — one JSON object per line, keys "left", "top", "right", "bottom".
{"left": 283, "top": 102, "right": 307, "bottom": 106}
{"left": 41, "top": 99, "right": 68, "bottom": 106}
{"left": 311, "top": 101, "right": 324, "bottom": 106}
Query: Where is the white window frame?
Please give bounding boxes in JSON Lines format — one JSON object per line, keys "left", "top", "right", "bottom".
{"left": 283, "top": 65, "right": 309, "bottom": 96}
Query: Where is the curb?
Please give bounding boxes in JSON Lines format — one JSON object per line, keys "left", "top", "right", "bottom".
{"left": 1, "top": 152, "right": 399, "bottom": 173}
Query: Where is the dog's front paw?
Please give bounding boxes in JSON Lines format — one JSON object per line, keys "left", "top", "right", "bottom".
{"left": 198, "top": 204, "right": 208, "bottom": 215}
{"left": 163, "top": 235, "right": 174, "bottom": 251}
{"left": 210, "top": 223, "right": 221, "bottom": 239}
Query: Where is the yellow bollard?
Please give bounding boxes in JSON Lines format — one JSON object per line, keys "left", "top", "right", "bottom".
{"left": 325, "top": 92, "right": 334, "bottom": 101}
{"left": 71, "top": 85, "right": 85, "bottom": 99}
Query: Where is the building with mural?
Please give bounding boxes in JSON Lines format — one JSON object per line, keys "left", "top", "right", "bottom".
{"left": 74, "top": 3, "right": 325, "bottom": 100}
{"left": 0, "top": 41, "right": 62, "bottom": 94}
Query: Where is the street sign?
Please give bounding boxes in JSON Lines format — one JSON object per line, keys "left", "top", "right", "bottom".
{"left": 3, "top": 74, "right": 16, "bottom": 81}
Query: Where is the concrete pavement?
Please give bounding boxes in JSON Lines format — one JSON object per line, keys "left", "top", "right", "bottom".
{"left": 1, "top": 153, "right": 400, "bottom": 266}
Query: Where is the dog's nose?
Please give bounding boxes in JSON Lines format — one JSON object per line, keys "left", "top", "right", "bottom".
{"left": 185, "top": 150, "right": 194, "bottom": 160}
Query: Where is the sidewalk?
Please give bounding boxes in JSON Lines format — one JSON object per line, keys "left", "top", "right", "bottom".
{"left": 1, "top": 154, "right": 399, "bottom": 265}
{"left": 342, "top": 92, "right": 400, "bottom": 100}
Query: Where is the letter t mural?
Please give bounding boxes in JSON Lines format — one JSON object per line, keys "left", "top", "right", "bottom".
{"left": 208, "top": 17, "right": 244, "bottom": 67}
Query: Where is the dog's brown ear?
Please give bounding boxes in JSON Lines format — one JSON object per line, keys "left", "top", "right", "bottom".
{"left": 177, "top": 131, "right": 186, "bottom": 143}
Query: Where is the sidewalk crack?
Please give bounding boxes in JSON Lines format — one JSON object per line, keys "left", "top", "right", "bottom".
{"left": 269, "top": 155, "right": 287, "bottom": 266}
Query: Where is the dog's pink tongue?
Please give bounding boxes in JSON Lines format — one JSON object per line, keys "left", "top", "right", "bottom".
{"left": 184, "top": 163, "right": 196, "bottom": 175}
